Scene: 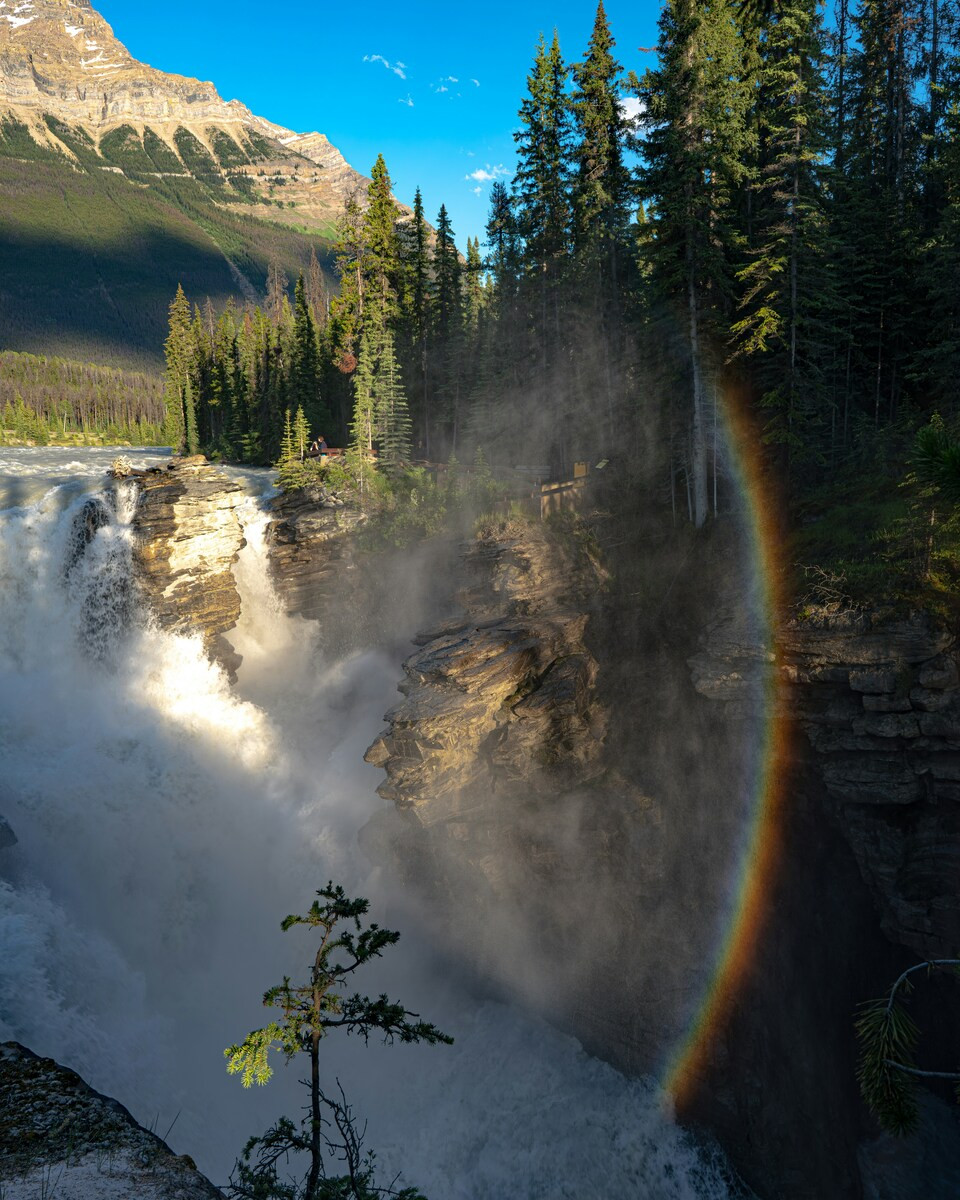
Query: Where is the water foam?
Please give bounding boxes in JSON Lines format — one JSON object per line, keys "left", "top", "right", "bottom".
{"left": 0, "top": 453, "right": 744, "bottom": 1197}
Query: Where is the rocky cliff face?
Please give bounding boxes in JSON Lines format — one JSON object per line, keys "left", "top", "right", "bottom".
{"left": 686, "top": 605, "right": 960, "bottom": 1199}
{"left": 360, "top": 512, "right": 960, "bottom": 1200}
{"left": 359, "top": 518, "right": 752, "bottom": 1077}
{"left": 128, "top": 457, "right": 245, "bottom": 675}
{"left": 365, "top": 520, "right": 608, "bottom": 813}
{"left": 0, "top": 1042, "right": 222, "bottom": 1199}
{"left": 264, "top": 485, "right": 368, "bottom": 625}
{"left": 0, "top": 0, "right": 371, "bottom": 224}
{"left": 694, "top": 608, "right": 960, "bottom": 961}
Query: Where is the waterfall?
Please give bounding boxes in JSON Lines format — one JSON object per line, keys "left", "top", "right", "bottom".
{"left": 0, "top": 452, "right": 744, "bottom": 1199}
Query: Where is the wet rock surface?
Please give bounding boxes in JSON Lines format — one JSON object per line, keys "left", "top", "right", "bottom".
{"left": 0, "top": 1043, "right": 222, "bottom": 1199}
{"left": 128, "top": 456, "right": 245, "bottom": 675}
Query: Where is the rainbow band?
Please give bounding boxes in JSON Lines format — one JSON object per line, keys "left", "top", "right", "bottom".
{"left": 664, "top": 385, "right": 790, "bottom": 1108}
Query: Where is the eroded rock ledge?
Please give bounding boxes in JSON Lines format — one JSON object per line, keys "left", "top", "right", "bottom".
{"left": 0, "top": 1043, "right": 222, "bottom": 1199}
{"left": 128, "top": 456, "right": 246, "bottom": 675}
{"left": 264, "top": 485, "right": 367, "bottom": 623}
{"left": 364, "top": 519, "right": 608, "bottom": 819}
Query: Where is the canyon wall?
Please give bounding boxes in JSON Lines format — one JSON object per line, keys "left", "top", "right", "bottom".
{"left": 120, "top": 469, "right": 959, "bottom": 1198}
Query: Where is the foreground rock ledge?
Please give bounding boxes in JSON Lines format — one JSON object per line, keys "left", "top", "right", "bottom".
{"left": 0, "top": 1043, "right": 222, "bottom": 1199}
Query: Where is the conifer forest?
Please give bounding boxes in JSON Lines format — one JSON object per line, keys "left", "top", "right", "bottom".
{"left": 148, "top": 0, "right": 960, "bottom": 605}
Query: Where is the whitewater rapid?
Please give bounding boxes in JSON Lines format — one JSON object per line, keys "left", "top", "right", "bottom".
{"left": 0, "top": 449, "right": 744, "bottom": 1198}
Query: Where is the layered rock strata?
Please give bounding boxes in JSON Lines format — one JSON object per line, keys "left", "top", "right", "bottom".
{"left": 364, "top": 520, "right": 608, "bottom": 814}
{"left": 693, "top": 609, "right": 960, "bottom": 959}
{"left": 0, "top": 1042, "right": 222, "bottom": 1199}
{"left": 128, "top": 456, "right": 245, "bottom": 674}
{"left": 0, "top": 0, "right": 377, "bottom": 228}
{"left": 264, "top": 486, "right": 367, "bottom": 624}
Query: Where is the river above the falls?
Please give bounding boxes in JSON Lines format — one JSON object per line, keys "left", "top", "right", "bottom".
{"left": 0, "top": 448, "right": 746, "bottom": 1199}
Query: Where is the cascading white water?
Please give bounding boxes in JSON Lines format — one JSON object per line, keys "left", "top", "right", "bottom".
{"left": 0, "top": 450, "right": 745, "bottom": 1199}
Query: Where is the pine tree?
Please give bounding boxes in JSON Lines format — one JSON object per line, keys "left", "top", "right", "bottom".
{"left": 515, "top": 31, "right": 573, "bottom": 346}
{"left": 350, "top": 327, "right": 377, "bottom": 455}
{"left": 397, "top": 186, "right": 432, "bottom": 454}
{"left": 363, "top": 154, "right": 401, "bottom": 338}
{"left": 431, "top": 204, "right": 465, "bottom": 451}
{"left": 162, "top": 284, "right": 193, "bottom": 452}
{"left": 835, "top": 0, "right": 925, "bottom": 428}
{"left": 570, "top": 5, "right": 633, "bottom": 283}
{"left": 293, "top": 404, "right": 310, "bottom": 462}
{"left": 638, "top": 0, "right": 753, "bottom": 526}
{"left": 291, "top": 274, "right": 329, "bottom": 434}
{"left": 329, "top": 193, "right": 369, "bottom": 371}
{"left": 225, "top": 884, "right": 450, "bottom": 1200}
{"left": 730, "top": 0, "right": 835, "bottom": 473}
{"left": 484, "top": 182, "right": 521, "bottom": 317}
{"left": 279, "top": 408, "right": 297, "bottom": 465}
{"left": 375, "top": 329, "right": 413, "bottom": 470}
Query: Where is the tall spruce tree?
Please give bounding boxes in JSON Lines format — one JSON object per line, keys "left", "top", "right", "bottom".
{"left": 396, "top": 187, "right": 432, "bottom": 454}
{"left": 162, "top": 284, "right": 193, "bottom": 453}
{"left": 638, "top": 0, "right": 752, "bottom": 526}
{"left": 515, "top": 30, "right": 573, "bottom": 373}
{"left": 375, "top": 329, "right": 413, "bottom": 470}
{"left": 730, "top": 0, "right": 835, "bottom": 473}
{"left": 431, "top": 204, "right": 464, "bottom": 451}
{"left": 570, "top": 5, "right": 633, "bottom": 292}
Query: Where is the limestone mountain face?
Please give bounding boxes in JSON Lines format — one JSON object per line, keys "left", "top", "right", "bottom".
{"left": 0, "top": 0, "right": 369, "bottom": 226}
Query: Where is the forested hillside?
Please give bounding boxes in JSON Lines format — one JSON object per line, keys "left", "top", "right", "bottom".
{"left": 0, "top": 127, "right": 337, "bottom": 372}
{"left": 0, "top": 352, "right": 165, "bottom": 445}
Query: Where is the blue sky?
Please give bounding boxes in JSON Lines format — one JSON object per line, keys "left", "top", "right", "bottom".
{"left": 95, "top": 0, "right": 661, "bottom": 250}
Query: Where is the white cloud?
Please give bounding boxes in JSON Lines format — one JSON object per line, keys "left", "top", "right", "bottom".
{"left": 621, "top": 96, "right": 644, "bottom": 124}
{"left": 447, "top": 76, "right": 459, "bottom": 83}
{"left": 466, "top": 164, "right": 509, "bottom": 183}
{"left": 472, "top": 186, "right": 483, "bottom": 196}
{"left": 470, "top": 78, "right": 480, "bottom": 87}
{"left": 434, "top": 84, "right": 448, "bottom": 93}
{"left": 363, "top": 53, "right": 407, "bottom": 80}
{"left": 399, "top": 95, "right": 414, "bottom": 107}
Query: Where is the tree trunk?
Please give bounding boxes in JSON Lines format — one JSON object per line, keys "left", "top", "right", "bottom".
{"left": 687, "top": 259, "right": 708, "bottom": 529}
{"left": 306, "top": 1025, "right": 322, "bottom": 1200}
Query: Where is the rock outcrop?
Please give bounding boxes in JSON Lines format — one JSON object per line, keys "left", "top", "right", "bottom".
{"left": 365, "top": 520, "right": 608, "bottom": 815}
{"left": 0, "top": 1042, "right": 222, "bottom": 1199}
{"left": 694, "top": 608, "right": 960, "bottom": 960}
{"left": 129, "top": 457, "right": 245, "bottom": 675}
{"left": 264, "top": 486, "right": 367, "bottom": 624}
{"left": 361, "top": 519, "right": 709, "bottom": 1072}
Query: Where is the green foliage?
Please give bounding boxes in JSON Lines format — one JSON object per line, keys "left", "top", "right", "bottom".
{"left": 142, "top": 128, "right": 184, "bottom": 174}
{"left": 0, "top": 351, "right": 164, "bottom": 445}
{"left": 173, "top": 127, "right": 224, "bottom": 186}
{"left": 99, "top": 125, "right": 157, "bottom": 177}
{"left": 0, "top": 124, "right": 336, "bottom": 371}
{"left": 225, "top": 883, "right": 450, "bottom": 1200}
{"left": 0, "top": 116, "right": 63, "bottom": 162}
{"left": 911, "top": 415, "right": 960, "bottom": 504}
{"left": 856, "top": 961, "right": 960, "bottom": 1136}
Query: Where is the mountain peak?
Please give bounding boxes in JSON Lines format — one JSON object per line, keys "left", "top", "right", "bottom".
{"left": 0, "top": 0, "right": 371, "bottom": 222}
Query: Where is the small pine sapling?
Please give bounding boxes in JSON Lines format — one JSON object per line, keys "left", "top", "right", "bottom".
{"left": 225, "top": 883, "right": 452, "bottom": 1200}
